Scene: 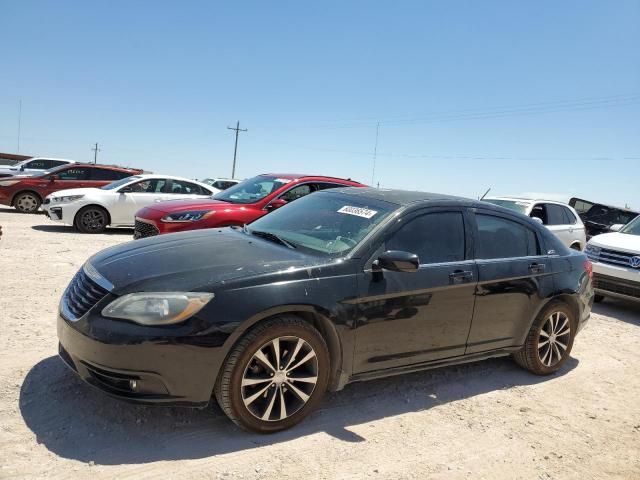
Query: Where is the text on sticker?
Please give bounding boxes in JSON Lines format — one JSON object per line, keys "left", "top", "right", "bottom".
{"left": 337, "top": 206, "right": 378, "bottom": 219}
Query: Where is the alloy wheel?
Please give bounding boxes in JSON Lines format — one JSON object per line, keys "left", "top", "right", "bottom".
{"left": 241, "top": 336, "right": 319, "bottom": 421}
{"left": 81, "top": 209, "right": 106, "bottom": 232}
{"left": 538, "top": 312, "right": 571, "bottom": 367}
{"left": 16, "top": 194, "right": 38, "bottom": 212}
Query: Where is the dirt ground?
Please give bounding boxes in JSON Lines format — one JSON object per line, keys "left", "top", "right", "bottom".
{"left": 0, "top": 208, "right": 639, "bottom": 480}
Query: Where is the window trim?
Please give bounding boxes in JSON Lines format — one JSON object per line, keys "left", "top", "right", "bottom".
{"left": 471, "top": 208, "right": 545, "bottom": 260}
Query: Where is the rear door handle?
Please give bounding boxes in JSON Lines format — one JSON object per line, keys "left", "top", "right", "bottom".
{"left": 449, "top": 270, "right": 474, "bottom": 284}
{"left": 529, "top": 263, "right": 545, "bottom": 274}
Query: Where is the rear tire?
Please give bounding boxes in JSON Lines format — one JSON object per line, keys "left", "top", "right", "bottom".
{"left": 74, "top": 206, "right": 109, "bottom": 233}
{"left": 513, "top": 301, "right": 576, "bottom": 375}
{"left": 215, "top": 315, "right": 330, "bottom": 433}
{"left": 593, "top": 294, "right": 605, "bottom": 303}
{"left": 13, "top": 192, "right": 41, "bottom": 213}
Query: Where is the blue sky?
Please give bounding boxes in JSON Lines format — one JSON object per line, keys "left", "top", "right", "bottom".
{"left": 1, "top": 1, "right": 639, "bottom": 208}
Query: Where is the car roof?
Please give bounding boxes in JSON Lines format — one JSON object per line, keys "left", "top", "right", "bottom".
{"left": 327, "top": 187, "right": 475, "bottom": 207}
{"left": 125, "top": 174, "right": 216, "bottom": 188}
{"left": 24, "top": 157, "right": 76, "bottom": 162}
{"left": 261, "top": 173, "right": 361, "bottom": 183}
{"left": 485, "top": 196, "right": 571, "bottom": 206}
{"left": 62, "top": 163, "right": 142, "bottom": 172}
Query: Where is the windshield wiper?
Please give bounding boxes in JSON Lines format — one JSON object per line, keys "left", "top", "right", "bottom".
{"left": 250, "top": 230, "right": 297, "bottom": 249}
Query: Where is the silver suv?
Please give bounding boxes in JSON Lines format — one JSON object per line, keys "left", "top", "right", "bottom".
{"left": 484, "top": 197, "right": 587, "bottom": 250}
{"left": 0, "top": 157, "right": 76, "bottom": 178}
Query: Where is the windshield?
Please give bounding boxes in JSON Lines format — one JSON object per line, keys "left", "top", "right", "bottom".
{"left": 483, "top": 199, "right": 529, "bottom": 214}
{"left": 213, "top": 175, "right": 291, "bottom": 204}
{"left": 620, "top": 216, "right": 640, "bottom": 236}
{"left": 247, "top": 191, "right": 398, "bottom": 256}
{"left": 102, "top": 176, "right": 141, "bottom": 190}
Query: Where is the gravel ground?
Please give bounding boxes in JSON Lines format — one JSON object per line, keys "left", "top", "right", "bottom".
{"left": 1, "top": 208, "right": 639, "bottom": 480}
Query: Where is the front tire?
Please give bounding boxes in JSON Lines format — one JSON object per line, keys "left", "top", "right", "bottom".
{"left": 14, "top": 192, "right": 41, "bottom": 213}
{"left": 513, "top": 301, "right": 576, "bottom": 375}
{"left": 215, "top": 315, "right": 330, "bottom": 433}
{"left": 75, "top": 206, "right": 109, "bottom": 233}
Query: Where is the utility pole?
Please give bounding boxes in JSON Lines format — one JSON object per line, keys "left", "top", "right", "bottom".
{"left": 371, "top": 122, "right": 380, "bottom": 186}
{"left": 227, "top": 121, "right": 247, "bottom": 179}
{"left": 17, "top": 99, "right": 22, "bottom": 153}
{"left": 91, "top": 143, "right": 100, "bottom": 164}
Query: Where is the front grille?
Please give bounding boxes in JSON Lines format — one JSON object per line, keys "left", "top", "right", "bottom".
{"left": 590, "top": 248, "right": 639, "bottom": 268}
{"left": 593, "top": 273, "right": 640, "bottom": 299}
{"left": 62, "top": 268, "right": 109, "bottom": 320}
{"left": 134, "top": 219, "right": 159, "bottom": 239}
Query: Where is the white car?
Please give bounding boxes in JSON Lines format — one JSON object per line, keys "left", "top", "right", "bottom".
{"left": 585, "top": 216, "right": 640, "bottom": 303}
{"left": 43, "top": 174, "right": 219, "bottom": 233}
{"left": 483, "top": 196, "right": 587, "bottom": 250}
{"left": 201, "top": 177, "right": 240, "bottom": 190}
{"left": 0, "top": 157, "right": 76, "bottom": 178}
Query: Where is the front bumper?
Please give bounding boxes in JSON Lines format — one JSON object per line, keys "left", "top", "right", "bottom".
{"left": 593, "top": 272, "right": 640, "bottom": 302}
{"left": 57, "top": 313, "right": 221, "bottom": 406}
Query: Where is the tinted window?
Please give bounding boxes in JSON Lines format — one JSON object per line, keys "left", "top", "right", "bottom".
{"left": 476, "top": 214, "right": 538, "bottom": 259}
{"left": 281, "top": 184, "right": 312, "bottom": 202}
{"left": 545, "top": 204, "right": 567, "bottom": 226}
{"left": 127, "top": 178, "right": 168, "bottom": 193}
{"left": 213, "top": 180, "right": 238, "bottom": 190}
{"left": 48, "top": 160, "right": 68, "bottom": 168}
{"left": 387, "top": 212, "right": 465, "bottom": 264}
{"left": 561, "top": 206, "right": 577, "bottom": 225}
{"left": 26, "top": 159, "right": 47, "bottom": 169}
{"left": 91, "top": 168, "right": 132, "bottom": 181}
{"left": 56, "top": 167, "right": 91, "bottom": 180}
{"left": 170, "top": 180, "right": 206, "bottom": 194}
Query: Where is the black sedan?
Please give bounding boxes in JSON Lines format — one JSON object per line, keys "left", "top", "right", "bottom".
{"left": 57, "top": 188, "right": 594, "bottom": 432}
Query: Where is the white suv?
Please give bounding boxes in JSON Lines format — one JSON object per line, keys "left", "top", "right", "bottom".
{"left": 0, "top": 157, "right": 76, "bottom": 178}
{"left": 43, "top": 174, "right": 219, "bottom": 233}
{"left": 484, "top": 197, "right": 586, "bottom": 250}
{"left": 585, "top": 216, "right": 640, "bottom": 303}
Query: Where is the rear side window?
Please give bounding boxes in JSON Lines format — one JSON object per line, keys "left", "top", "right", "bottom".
{"left": 90, "top": 168, "right": 131, "bottom": 181}
{"left": 561, "top": 207, "right": 577, "bottom": 225}
{"left": 476, "top": 214, "right": 538, "bottom": 259}
{"left": 48, "top": 160, "right": 68, "bottom": 168}
{"left": 545, "top": 204, "right": 567, "bottom": 226}
{"left": 56, "top": 167, "right": 91, "bottom": 180}
{"left": 170, "top": 179, "right": 207, "bottom": 195}
{"left": 386, "top": 212, "right": 466, "bottom": 264}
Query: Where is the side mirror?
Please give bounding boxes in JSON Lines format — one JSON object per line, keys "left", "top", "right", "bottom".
{"left": 531, "top": 217, "right": 544, "bottom": 225}
{"left": 49, "top": 174, "right": 58, "bottom": 181}
{"left": 373, "top": 250, "right": 420, "bottom": 273}
{"left": 267, "top": 198, "right": 288, "bottom": 211}
{"left": 119, "top": 187, "right": 132, "bottom": 194}
{"left": 609, "top": 224, "right": 624, "bottom": 232}
{"left": 20, "top": 165, "right": 25, "bottom": 171}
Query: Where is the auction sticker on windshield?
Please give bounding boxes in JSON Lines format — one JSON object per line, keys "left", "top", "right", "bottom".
{"left": 338, "top": 206, "right": 378, "bottom": 219}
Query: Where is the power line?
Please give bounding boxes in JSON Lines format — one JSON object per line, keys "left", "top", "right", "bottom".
{"left": 227, "top": 121, "right": 247, "bottom": 179}
{"left": 91, "top": 142, "right": 100, "bottom": 164}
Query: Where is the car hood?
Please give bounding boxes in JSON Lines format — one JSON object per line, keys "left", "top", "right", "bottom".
{"left": 88, "top": 228, "right": 320, "bottom": 294}
{"left": 47, "top": 187, "right": 104, "bottom": 198}
{"left": 143, "top": 198, "right": 246, "bottom": 214}
{"left": 589, "top": 232, "right": 640, "bottom": 254}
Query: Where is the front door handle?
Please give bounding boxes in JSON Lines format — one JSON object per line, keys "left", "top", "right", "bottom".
{"left": 529, "top": 263, "right": 546, "bottom": 274}
{"left": 449, "top": 270, "right": 473, "bottom": 284}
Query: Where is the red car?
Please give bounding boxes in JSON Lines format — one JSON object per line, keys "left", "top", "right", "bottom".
{"left": 0, "top": 163, "right": 143, "bottom": 213}
{"left": 134, "top": 173, "right": 366, "bottom": 238}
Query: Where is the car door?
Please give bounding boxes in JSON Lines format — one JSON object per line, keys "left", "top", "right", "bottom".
{"left": 465, "top": 210, "right": 553, "bottom": 354}
{"left": 112, "top": 178, "right": 170, "bottom": 225}
{"left": 352, "top": 208, "right": 477, "bottom": 374}
{"left": 43, "top": 166, "right": 92, "bottom": 196}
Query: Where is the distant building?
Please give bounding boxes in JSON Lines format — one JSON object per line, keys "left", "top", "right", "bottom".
{"left": 0, "top": 152, "right": 31, "bottom": 166}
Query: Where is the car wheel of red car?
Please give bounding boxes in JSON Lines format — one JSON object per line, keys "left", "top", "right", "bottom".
{"left": 75, "top": 206, "right": 109, "bottom": 234}
{"left": 13, "top": 192, "right": 41, "bottom": 213}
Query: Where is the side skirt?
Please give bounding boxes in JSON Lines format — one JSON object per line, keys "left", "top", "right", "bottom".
{"left": 345, "top": 346, "right": 522, "bottom": 386}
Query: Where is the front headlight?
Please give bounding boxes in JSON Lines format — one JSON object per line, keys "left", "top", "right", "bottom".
{"left": 102, "top": 292, "right": 214, "bottom": 325}
{"left": 161, "top": 210, "right": 215, "bottom": 222}
{"left": 52, "top": 194, "right": 84, "bottom": 203}
{"left": 0, "top": 180, "right": 19, "bottom": 187}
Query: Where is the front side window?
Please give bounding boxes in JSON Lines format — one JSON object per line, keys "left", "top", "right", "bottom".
{"left": 103, "top": 176, "right": 142, "bottom": 190}
{"left": 476, "top": 214, "right": 538, "bottom": 259}
{"left": 386, "top": 212, "right": 465, "bottom": 264}
{"left": 213, "top": 175, "right": 292, "bottom": 204}
{"left": 56, "top": 167, "right": 90, "bottom": 180}
{"left": 247, "top": 191, "right": 398, "bottom": 256}
{"left": 26, "top": 159, "right": 47, "bottom": 169}
{"left": 127, "top": 178, "right": 168, "bottom": 193}
{"left": 280, "top": 184, "right": 312, "bottom": 202}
